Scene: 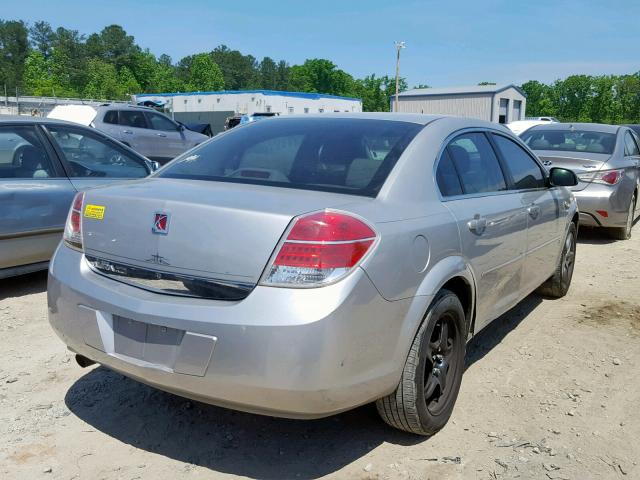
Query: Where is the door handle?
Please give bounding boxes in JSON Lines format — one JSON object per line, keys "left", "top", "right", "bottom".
{"left": 156, "top": 133, "right": 167, "bottom": 137}
{"left": 468, "top": 215, "right": 487, "bottom": 235}
{"left": 527, "top": 205, "right": 541, "bottom": 219}
{"left": 122, "top": 130, "right": 133, "bottom": 134}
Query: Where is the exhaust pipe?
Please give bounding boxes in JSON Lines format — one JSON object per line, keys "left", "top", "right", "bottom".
{"left": 75, "top": 354, "right": 96, "bottom": 368}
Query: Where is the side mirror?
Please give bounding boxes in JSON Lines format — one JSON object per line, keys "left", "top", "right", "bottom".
{"left": 549, "top": 167, "right": 578, "bottom": 187}
{"left": 148, "top": 160, "right": 160, "bottom": 172}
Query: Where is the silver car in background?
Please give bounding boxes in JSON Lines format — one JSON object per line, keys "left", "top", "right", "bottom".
{"left": 48, "top": 104, "right": 209, "bottom": 164}
{"left": 522, "top": 123, "right": 640, "bottom": 239}
{"left": 48, "top": 114, "right": 578, "bottom": 435}
{"left": 0, "top": 116, "right": 153, "bottom": 279}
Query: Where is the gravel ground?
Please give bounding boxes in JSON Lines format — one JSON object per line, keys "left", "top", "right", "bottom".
{"left": 1, "top": 227, "right": 639, "bottom": 480}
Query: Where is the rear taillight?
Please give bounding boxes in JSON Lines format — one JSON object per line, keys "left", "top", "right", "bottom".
{"left": 261, "top": 210, "right": 377, "bottom": 287}
{"left": 577, "top": 169, "right": 624, "bottom": 185}
{"left": 63, "top": 192, "right": 85, "bottom": 251}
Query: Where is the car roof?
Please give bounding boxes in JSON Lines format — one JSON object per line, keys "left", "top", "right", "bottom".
{"left": 0, "top": 115, "right": 93, "bottom": 127}
{"left": 527, "top": 122, "right": 621, "bottom": 134}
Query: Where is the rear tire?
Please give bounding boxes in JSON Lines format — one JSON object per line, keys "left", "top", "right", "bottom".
{"left": 537, "top": 222, "right": 577, "bottom": 298}
{"left": 609, "top": 194, "right": 636, "bottom": 241}
{"left": 376, "top": 289, "right": 466, "bottom": 436}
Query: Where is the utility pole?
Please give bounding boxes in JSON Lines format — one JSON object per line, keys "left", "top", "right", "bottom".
{"left": 394, "top": 41, "right": 406, "bottom": 112}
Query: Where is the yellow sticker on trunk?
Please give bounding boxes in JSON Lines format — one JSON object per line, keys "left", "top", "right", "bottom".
{"left": 84, "top": 204, "right": 105, "bottom": 220}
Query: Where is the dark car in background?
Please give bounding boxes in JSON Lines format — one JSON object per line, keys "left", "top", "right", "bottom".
{"left": 48, "top": 104, "right": 209, "bottom": 164}
{"left": 0, "top": 116, "right": 154, "bottom": 279}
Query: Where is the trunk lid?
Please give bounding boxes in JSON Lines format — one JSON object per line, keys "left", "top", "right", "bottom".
{"left": 81, "top": 178, "right": 369, "bottom": 296}
{"left": 534, "top": 150, "right": 611, "bottom": 191}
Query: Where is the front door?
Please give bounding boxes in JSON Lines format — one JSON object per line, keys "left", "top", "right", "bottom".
{"left": 437, "top": 132, "right": 527, "bottom": 330}
{"left": 490, "top": 132, "right": 562, "bottom": 293}
{"left": 145, "top": 111, "right": 188, "bottom": 162}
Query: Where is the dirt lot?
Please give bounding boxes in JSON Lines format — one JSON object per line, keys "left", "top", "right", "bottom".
{"left": 1, "top": 227, "right": 639, "bottom": 480}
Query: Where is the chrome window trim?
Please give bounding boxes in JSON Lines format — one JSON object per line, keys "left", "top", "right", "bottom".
{"left": 433, "top": 127, "right": 550, "bottom": 202}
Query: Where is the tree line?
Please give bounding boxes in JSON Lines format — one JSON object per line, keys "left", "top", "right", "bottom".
{"left": 0, "top": 19, "right": 405, "bottom": 112}
{"left": 1, "top": 19, "right": 639, "bottom": 121}
{"left": 522, "top": 75, "right": 640, "bottom": 124}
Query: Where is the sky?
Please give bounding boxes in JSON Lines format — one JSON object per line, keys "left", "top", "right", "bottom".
{"left": 6, "top": 0, "right": 640, "bottom": 88}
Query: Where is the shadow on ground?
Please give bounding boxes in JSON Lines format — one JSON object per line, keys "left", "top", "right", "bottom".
{"left": 65, "top": 368, "right": 421, "bottom": 479}
{"left": 465, "top": 294, "right": 543, "bottom": 369}
{"left": 0, "top": 270, "right": 47, "bottom": 301}
{"left": 64, "top": 291, "right": 547, "bottom": 479}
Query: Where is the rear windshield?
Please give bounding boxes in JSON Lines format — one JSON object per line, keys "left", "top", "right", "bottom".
{"left": 521, "top": 129, "right": 616, "bottom": 154}
{"left": 158, "top": 118, "right": 423, "bottom": 196}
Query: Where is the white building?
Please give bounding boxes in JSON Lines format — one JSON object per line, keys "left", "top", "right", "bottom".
{"left": 133, "top": 90, "right": 363, "bottom": 116}
{"left": 392, "top": 84, "right": 527, "bottom": 124}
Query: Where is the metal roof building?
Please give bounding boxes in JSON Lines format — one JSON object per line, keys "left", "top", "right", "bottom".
{"left": 391, "top": 84, "right": 526, "bottom": 124}
{"left": 133, "top": 90, "right": 362, "bottom": 116}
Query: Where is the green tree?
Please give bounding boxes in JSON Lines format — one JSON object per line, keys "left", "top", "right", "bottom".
{"left": 23, "top": 51, "right": 57, "bottom": 95}
{"left": 210, "top": 45, "right": 258, "bottom": 89}
{"left": 29, "top": 21, "right": 55, "bottom": 58}
{"left": 258, "top": 56, "right": 278, "bottom": 90}
{"left": 0, "top": 20, "right": 29, "bottom": 91}
{"left": 185, "top": 53, "right": 224, "bottom": 91}
{"left": 118, "top": 66, "right": 141, "bottom": 97}
{"left": 86, "top": 25, "right": 140, "bottom": 71}
{"left": 83, "top": 58, "right": 119, "bottom": 99}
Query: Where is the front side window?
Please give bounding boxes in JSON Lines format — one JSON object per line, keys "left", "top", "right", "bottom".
{"left": 48, "top": 126, "right": 148, "bottom": 178}
{"left": 522, "top": 129, "right": 616, "bottom": 154}
{"left": 159, "top": 118, "right": 423, "bottom": 196}
{"left": 0, "top": 126, "right": 56, "bottom": 179}
{"left": 492, "top": 134, "right": 545, "bottom": 189}
{"left": 146, "top": 112, "right": 179, "bottom": 132}
{"left": 624, "top": 131, "right": 640, "bottom": 156}
{"left": 446, "top": 133, "right": 507, "bottom": 194}
{"left": 118, "top": 110, "right": 148, "bottom": 129}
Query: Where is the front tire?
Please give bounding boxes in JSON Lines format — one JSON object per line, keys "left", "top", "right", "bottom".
{"left": 537, "top": 222, "right": 577, "bottom": 298}
{"left": 609, "top": 194, "right": 636, "bottom": 240}
{"left": 376, "top": 289, "right": 466, "bottom": 435}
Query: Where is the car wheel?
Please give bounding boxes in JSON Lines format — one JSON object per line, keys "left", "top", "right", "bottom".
{"left": 537, "top": 222, "right": 577, "bottom": 298}
{"left": 376, "top": 289, "right": 466, "bottom": 436}
{"left": 609, "top": 194, "right": 636, "bottom": 240}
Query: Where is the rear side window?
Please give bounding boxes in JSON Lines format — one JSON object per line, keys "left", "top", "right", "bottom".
{"left": 436, "top": 149, "right": 463, "bottom": 197}
{"left": 159, "top": 118, "right": 423, "bottom": 197}
{"left": 119, "top": 110, "right": 148, "bottom": 129}
{"left": 492, "top": 134, "right": 545, "bottom": 189}
{"left": 624, "top": 132, "right": 640, "bottom": 156}
{"left": 0, "top": 126, "right": 57, "bottom": 179}
{"left": 447, "top": 133, "right": 507, "bottom": 194}
{"left": 103, "top": 110, "right": 118, "bottom": 124}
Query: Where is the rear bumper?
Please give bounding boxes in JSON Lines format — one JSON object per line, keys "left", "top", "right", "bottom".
{"left": 48, "top": 245, "right": 417, "bottom": 419}
{"left": 573, "top": 183, "right": 631, "bottom": 228}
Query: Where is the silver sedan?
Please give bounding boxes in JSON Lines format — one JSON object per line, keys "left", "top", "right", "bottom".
{"left": 48, "top": 114, "right": 578, "bottom": 435}
{"left": 522, "top": 123, "right": 640, "bottom": 239}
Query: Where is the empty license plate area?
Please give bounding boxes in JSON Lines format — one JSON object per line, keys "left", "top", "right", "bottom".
{"left": 113, "top": 315, "right": 184, "bottom": 368}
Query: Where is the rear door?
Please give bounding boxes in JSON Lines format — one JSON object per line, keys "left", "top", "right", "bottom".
{"left": 436, "top": 131, "right": 527, "bottom": 330}
{"left": 0, "top": 124, "right": 76, "bottom": 270}
{"left": 144, "top": 111, "right": 188, "bottom": 162}
{"left": 490, "top": 132, "right": 562, "bottom": 293}
{"left": 117, "top": 109, "right": 155, "bottom": 158}
{"left": 43, "top": 124, "right": 150, "bottom": 191}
